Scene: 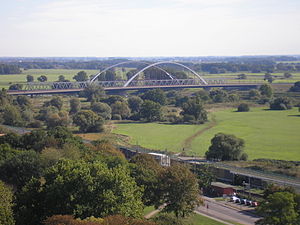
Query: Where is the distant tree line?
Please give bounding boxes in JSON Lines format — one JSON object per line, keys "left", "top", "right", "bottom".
{"left": 0, "top": 64, "right": 22, "bottom": 74}
{"left": 3, "top": 58, "right": 300, "bottom": 74}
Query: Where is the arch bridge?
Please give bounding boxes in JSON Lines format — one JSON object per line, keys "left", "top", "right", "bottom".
{"left": 8, "top": 61, "right": 262, "bottom": 94}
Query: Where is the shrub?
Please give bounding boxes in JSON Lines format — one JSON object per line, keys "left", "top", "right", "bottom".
{"left": 237, "top": 103, "right": 249, "bottom": 112}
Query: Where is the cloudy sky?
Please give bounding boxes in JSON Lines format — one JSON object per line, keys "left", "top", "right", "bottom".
{"left": 0, "top": 0, "right": 300, "bottom": 57}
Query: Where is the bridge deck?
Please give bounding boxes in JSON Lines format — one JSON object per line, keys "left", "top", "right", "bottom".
{"left": 8, "top": 83, "right": 260, "bottom": 95}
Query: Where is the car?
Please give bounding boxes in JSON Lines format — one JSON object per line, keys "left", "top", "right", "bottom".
{"left": 240, "top": 199, "right": 247, "bottom": 204}
{"left": 234, "top": 198, "right": 241, "bottom": 203}
{"left": 251, "top": 201, "right": 258, "bottom": 207}
{"left": 246, "top": 200, "right": 252, "bottom": 206}
{"left": 230, "top": 196, "right": 238, "bottom": 202}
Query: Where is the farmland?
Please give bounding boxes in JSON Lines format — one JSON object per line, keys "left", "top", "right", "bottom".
{"left": 113, "top": 107, "right": 300, "bottom": 161}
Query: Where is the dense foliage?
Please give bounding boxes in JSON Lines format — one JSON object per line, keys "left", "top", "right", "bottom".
{"left": 205, "top": 133, "right": 247, "bottom": 161}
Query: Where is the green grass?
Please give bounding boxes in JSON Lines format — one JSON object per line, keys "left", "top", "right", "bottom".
{"left": 113, "top": 122, "right": 211, "bottom": 154}
{"left": 1, "top": 69, "right": 300, "bottom": 89}
{"left": 184, "top": 213, "right": 226, "bottom": 225}
{"left": 0, "top": 69, "right": 99, "bottom": 89}
{"left": 113, "top": 107, "right": 300, "bottom": 160}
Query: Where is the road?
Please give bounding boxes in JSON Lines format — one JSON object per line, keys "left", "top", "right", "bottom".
{"left": 196, "top": 198, "right": 261, "bottom": 225}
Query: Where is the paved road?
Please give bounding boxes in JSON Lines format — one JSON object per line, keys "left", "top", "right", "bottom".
{"left": 196, "top": 199, "right": 261, "bottom": 225}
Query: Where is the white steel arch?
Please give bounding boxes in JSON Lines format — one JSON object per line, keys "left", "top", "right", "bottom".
{"left": 124, "top": 61, "right": 208, "bottom": 87}
{"left": 90, "top": 61, "right": 174, "bottom": 82}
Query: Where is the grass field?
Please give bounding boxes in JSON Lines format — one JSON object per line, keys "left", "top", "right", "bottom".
{"left": 113, "top": 107, "right": 300, "bottom": 160}
{"left": 184, "top": 213, "right": 226, "bottom": 225}
{"left": 1, "top": 69, "right": 300, "bottom": 89}
{"left": 0, "top": 69, "right": 99, "bottom": 89}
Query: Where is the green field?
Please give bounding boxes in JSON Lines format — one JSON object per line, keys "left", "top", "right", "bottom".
{"left": 0, "top": 69, "right": 99, "bottom": 89}
{"left": 1, "top": 69, "right": 300, "bottom": 89}
{"left": 113, "top": 107, "right": 300, "bottom": 160}
{"left": 184, "top": 213, "right": 226, "bottom": 225}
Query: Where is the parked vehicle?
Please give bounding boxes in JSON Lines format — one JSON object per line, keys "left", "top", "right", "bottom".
{"left": 241, "top": 199, "right": 247, "bottom": 204}
{"left": 251, "top": 201, "right": 258, "bottom": 207}
{"left": 246, "top": 200, "right": 252, "bottom": 206}
{"left": 234, "top": 198, "right": 241, "bottom": 203}
{"left": 230, "top": 196, "right": 238, "bottom": 202}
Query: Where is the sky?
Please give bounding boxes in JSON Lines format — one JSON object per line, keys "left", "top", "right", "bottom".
{"left": 0, "top": 0, "right": 300, "bottom": 57}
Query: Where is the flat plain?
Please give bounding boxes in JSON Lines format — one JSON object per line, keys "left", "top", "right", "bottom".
{"left": 1, "top": 69, "right": 300, "bottom": 89}
{"left": 113, "top": 107, "right": 300, "bottom": 161}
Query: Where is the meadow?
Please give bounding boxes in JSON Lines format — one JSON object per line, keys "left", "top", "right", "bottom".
{"left": 0, "top": 69, "right": 99, "bottom": 89}
{"left": 113, "top": 107, "right": 300, "bottom": 161}
{"left": 1, "top": 68, "right": 299, "bottom": 89}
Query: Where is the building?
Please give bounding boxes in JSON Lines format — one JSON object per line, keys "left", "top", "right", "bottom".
{"left": 211, "top": 182, "right": 237, "bottom": 197}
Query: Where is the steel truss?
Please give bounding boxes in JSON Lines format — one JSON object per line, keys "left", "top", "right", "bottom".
{"left": 22, "top": 79, "right": 226, "bottom": 91}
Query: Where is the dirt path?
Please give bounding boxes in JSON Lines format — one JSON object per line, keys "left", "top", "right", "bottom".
{"left": 182, "top": 115, "right": 217, "bottom": 150}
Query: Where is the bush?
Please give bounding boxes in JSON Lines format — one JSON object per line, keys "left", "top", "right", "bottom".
{"left": 237, "top": 103, "right": 249, "bottom": 112}
{"left": 28, "top": 120, "right": 43, "bottom": 128}
{"left": 270, "top": 97, "right": 293, "bottom": 110}
{"left": 112, "top": 114, "right": 122, "bottom": 120}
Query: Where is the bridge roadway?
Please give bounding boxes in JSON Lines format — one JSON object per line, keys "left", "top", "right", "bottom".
{"left": 8, "top": 83, "right": 260, "bottom": 95}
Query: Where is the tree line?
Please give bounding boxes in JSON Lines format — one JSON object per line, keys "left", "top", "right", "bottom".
{"left": 0, "top": 64, "right": 21, "bottom": 74}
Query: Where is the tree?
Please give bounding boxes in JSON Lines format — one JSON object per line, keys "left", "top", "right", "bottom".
{"left": 130, "top": 154, "right": 163, "bottom": 206}
{"left": 2, "top": 105, "right": 24, "bottom": 126}
{"left": 37, "top": 75, "right": 48, "bottom": 82}
{"left": 82, "top": 85, "right": 105, "bottom": 102}
{"left": 73, "top": 71, "right": 88, "bottom": 82}
{"left": 259, "top": 84, "right": 273, "bottom": 98}
{"left": 0, "top": 150, "right": 42, "bottom": 188}
{"left": 44, "top": 97, "right": 63, "bottom": 110}
{"left": 237, "top": 74, "right": 247, "bottom": 79}
{"left": 157, "top": 163, "right": 202, "bottom": 218}
{"left": 248, "top": 89, "right": 261, "bottom": 100}
{"left": 15, "top": 95, "right": 31, "bottom": 108}
{"left": 26, "top": 75, "right": 34, "bottom": 82}
{"left": 45, "top": 111, "right": 71, "bottom": 128}
{"left": 73, "top": 110, "right": 104, "bottom": 133}
{"left": 140, "top": 100, "right": 162, "bottom": 122}
{"left": 181, "top": 98, "right": 207, "bottom": 124}
{"left": 128, "top": 96, "right": 143, "bottom": 113}
{"left": 209, "top": 89, "right": 228, "bottom": 103}
{"left": 58, "top": 75, "right": 67, "bottom": 82}
{"left": 142, "top": 89, "right": 167, "bottom": 105}
{"left": 69, "top": 98, "right": 81, "bottom": 114}
{"left": 91, "top": 102, "right": 112, "bottom": 120}
{"left": 9, "top": 84, "right": 23, "bottom": 90}
{"left": 270, "top": 97, "right": 293, "bottom": 110}
{"left": 205, "top": 133, "right": 247, "bottom": 161}
{"left": 290, "top": 81, "right": 300, "bottom": 92}
{"left": 194, "top": 165, "right": 215, "bottom": 195}
{"left": 111, "top": 101, "right": 130, "bottom": 119}
{"left": 0, "top": 181, "right": 14, "bottom": 225}
{"left": 237, "top": 103, "right": 250, "bottom": 112}
{"left": 256, "top": 192, "right": 299, "bottom": 225}
{"left": 283, "top": 72, "right": 293, "bottom": 79}
{"left": 174, "top": 71, "right": 188, "bottom": 79}
{"left": 264, "top": 73, "right": 274, "bottom": 83}
{"left": 15, "top": 160, "right": 144, "bottom": 225}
